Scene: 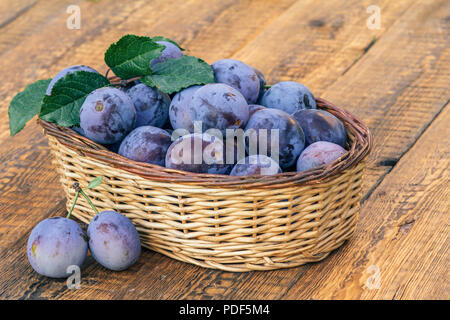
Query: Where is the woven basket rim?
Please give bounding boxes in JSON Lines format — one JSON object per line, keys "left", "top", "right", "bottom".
{"left": 38, "top": 98, "right": 372, "bottom": 188}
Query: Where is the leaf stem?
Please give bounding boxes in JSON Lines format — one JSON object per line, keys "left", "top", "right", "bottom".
{"left": 67, "top": 191, "right": 80, "bottom": 219}
{"left": 79, "top": 189, "right": 99, "bottom": 215}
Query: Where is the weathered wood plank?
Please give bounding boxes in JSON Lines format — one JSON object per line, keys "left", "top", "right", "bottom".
{"left": 0, "top": 0, "right": 448, "bottom": 300}
{"left": 0, "top": 0, "right": 299, "bottom": 299}
{"left": 282, "top": 103, "right": 449, "bottom": 300}
{"left": 170, "top": 0, "right": 450, "bottom": 300}
{"left": 232, "top": 0, "right": 414, "bottom": 93}
{"left": 0, "top": 0, "right": 37, "bottom": 29}
{"left": 0, "top": 0, "right": 76, "bottom": 54}
{"left": 320, "top": 0, "right": 450, "bottom": 197}
{"left": 0, "top": 0, "right": 297, "bottom": 138}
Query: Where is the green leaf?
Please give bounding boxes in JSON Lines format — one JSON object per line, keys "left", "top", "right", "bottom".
{"left": 87, "top": 176, "right": 103, "bottom": 189}
{"left": 39, "top": 71, "right": 110, "bottom": 127}
{"left": 141, "top": 55, "right": 215, "bottom": 94}
{"left": 151, "top": 36, "right": 185, "bottom": 51}
{"left": 104, "top": 35, "right": 165, "bottom": 79}
{"left": 8, "top": 79, "right": 52, "bottom": 136}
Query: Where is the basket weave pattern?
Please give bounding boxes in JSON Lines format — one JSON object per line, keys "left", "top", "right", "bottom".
{"left": 41, "top": 98, "right": 371, "bottom": 271}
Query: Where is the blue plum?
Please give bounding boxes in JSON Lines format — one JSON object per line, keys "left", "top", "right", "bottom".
{"left": 27, "top": 217, "right": 88, "bottom": 278}
{"left": 260, "top": 81, "right": 316, "bottom": 114}
{"left": 119, "top": 126, "right": 171, "bottom": 166}
{"left": 165, "top": 133, "right": 229, "bottom": 174}
{"left": 212, "top": 59, "right": 260, "bottom": 104}
{"left": 169, "top": 85, "right": 202, "bottom": 132}
{"left": 222, "top": 138, "right": 244, "bottom": 174}
{"left": 292, "top": 109, "right": 347, "bottom": 147}
{"left": 245, "top": 108, "right": 305, "bottom": 169}
{"left": 105, "top": 140, "right": 122, "bottom": 153}
{"left": 71, "top": 125, "right": 85, "bottom": 136}
{"left": 88, "top": 211, "right": 141, "bottom": 271}
{"left": 46, "top": 65, "right": 99, "bottom": 95}
{"left": 189, "top": 83, "right": 249, "bottom": 134}
{"left": 296, "top": 141, "right": 346, "bottom": 172}
{"left": 230, "top": 155, "right": 281, "bottom": 176}
{"left": 80, "top": 87, "right": 136, "bottom": 144}
{"left": 253, "top": 67, "right": 266, "bottom": 103}
{"left": 248, "top": 104, "right": 266, "bottom": 117}
{"left": 150, "top": 41, "right": 183, "bottom": 68}
{"left": 126, "top": 83, "right": 170, "bottom": 128}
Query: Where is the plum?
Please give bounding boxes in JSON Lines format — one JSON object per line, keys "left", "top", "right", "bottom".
{"left": 222, "top": 137, "right": 244, "bottom": 174}
{"left": 27, "top": 217, "right": 88, "bottom": 278}
{"left": 296, "top": 141, "right": 347, "bottom": 172}
{"left": 165, "top": 132, "right": 229, "bottom": 174}
{"left": 253, "top": 67, "right": 266, "bottom": 103}
{"left": 169, "top": 85, "right": 202, "bottom": 132}
{"left": 118, "top": 126, "right": 171, "bottom": 166}
{"left": 260, "top": 81, "right": 316, "bottom": 114}
{"left": 189, "top": 83, "right": 249, "bottom": 135}
{"left": 80, "top": 87, "right": 136, "bottom": 144}
{"left": 126, "top": 83, "right": 170, "bottom": 128}
{"left": 230, "top": 155, "right": 281, "bottom": 176}
{"left": 71, "top": 125, "right": 85, "bottom": 136}
{"left": 292, "top": 109, "right": 347, "bottom": 147}
{"left": 245, "top": 108, "right": 305, "bottom": 169}
{"left": 46, "top": 65, "right": 98, "bottom": 95}
{"left": 150, "top": 41, "right": 183, "bottom": 68}
{"left": 248, "top": 104, "right": 266, "bottom": 117}
{"left": 212, "top": 59, "right": 260, "bottom": 104}
{"left": 88, "top": 211, "right": 141, "bottom": 271}
{"left": 105, "top": 141, "right": 122, "bottom": 153}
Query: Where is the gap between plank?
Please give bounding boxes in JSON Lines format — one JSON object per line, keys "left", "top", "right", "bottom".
{"left": 0, "top": 0, "right": 39, "bottom": 30}
{"left": 362, "top": 99, "right": 449, "bottom": 203}
{"left": 225, "top": 0, "right": 302, "bottom": 59}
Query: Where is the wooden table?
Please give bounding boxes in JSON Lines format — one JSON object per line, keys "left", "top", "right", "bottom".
{"left": 0, "top": 0, "right": 448, "bottom": 300}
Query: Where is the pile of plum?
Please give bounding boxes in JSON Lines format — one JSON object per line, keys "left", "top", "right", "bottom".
{"left": 28, "top": 210, "right": 141, "bottom": 278}
{"left": 24, "top": 40, "right": 351, "bottom": 279}
{"left": 51, "top": 43, "right": 348, "bottom": 176}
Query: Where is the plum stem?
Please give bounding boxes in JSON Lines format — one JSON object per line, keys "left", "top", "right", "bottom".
{"left": 79, "top": 189, "right": 99, "bottom": 215}
{"left": 67, "top": 191, "right": 80, "bottom": 219}
{"left": 264, "top": 85, "right": 271, "bottom": 89}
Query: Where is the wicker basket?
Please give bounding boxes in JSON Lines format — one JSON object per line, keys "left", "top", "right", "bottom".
{"left": 39, "top": 98, "right": 371, "bottom": 272}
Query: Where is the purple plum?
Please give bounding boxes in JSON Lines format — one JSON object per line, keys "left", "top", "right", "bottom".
{"left": 230, "top": 155, "right": 281, "bottom": 176}
{"left": 118, "top": 126, "right": 171, "bottom": 166}
{"left": 80, "top": 87, "right": 136, "bottom": 144}
{"left": 88, "top": 211, "right": 141, "bottom": 271}
{"left": 260, "top": 81, "right": 316, "bottom": 114}
{"left": 296, "top": 141, "right": 347, "bottom": 172}
{"left": 27, "top": 217, "right": 88, "bottom": 278}
{"left": 292, "top": 109, "right": 347, "bottom": 147}
{"left": 126, "top": 83, "right": 170, "bottom": 128}
{"left": 212, "top": 59, "right": 260, "bottom": 104}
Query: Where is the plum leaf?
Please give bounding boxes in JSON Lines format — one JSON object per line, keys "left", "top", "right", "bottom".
{"left": 39, "top": 71, "right": 110, "bottom": 127}
{"left": 141, "top": 55, "right": 214, "bottom": 94}
{"left": 150, "top": 36, "right": 185, "bottom": 51}
{"left": 87, "top": 176, "right": 103, "bottom": 189}
{"left": 105, "top": 35, "right": 165, "bottom": 79}
{"left": 8, "top": 79, "right": 52, "bottom": 136}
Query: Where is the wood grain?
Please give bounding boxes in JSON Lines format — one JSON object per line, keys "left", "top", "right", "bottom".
{"left": 0, "top": 0, "right": 77, "bottom": 54}
{"left": 0, "top": 0, "right": 37, "bottom": 29}
{"left": 170, "top": 0, "right": 449, "bottom": 300}
{"left": 0, "top": 0, "right": 448, "bottom": 300}
{"left": 232, "top": 0, "right": 415, "bottom": 92}
{"left": 282, "top": 103, "right": 449, "bottom": 300}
